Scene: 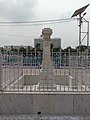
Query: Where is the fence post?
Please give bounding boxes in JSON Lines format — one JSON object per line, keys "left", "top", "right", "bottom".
{"left": 0, "top": 49, "right": 2, "bottom": 91}
{"left": 68, "top": 48, "right": 71, "bottom": 76}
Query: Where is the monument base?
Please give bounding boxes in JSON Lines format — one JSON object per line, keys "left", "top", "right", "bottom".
{"left": 38, "top": 68, "right": 56, "bottom": 90}
{"left": 37, "top": 81, "right": 56, "bottom": 90}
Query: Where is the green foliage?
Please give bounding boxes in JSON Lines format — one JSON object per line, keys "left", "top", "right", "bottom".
{"left": 76, "top": 45, "right": 87, "bottom": 52}
{"left": 19, "top": 47, "right": 26, "bottom": 54}
{"left": 0, "top": 47, "right": 4, "bottom": 54}
{"left": 50, "top": 43, "right": 54, "bottom": 50}
{"left": 35, "top": 43, "right": 40, "bottom": 50}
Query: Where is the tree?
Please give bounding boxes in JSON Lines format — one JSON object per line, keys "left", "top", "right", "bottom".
{"left": 13, "top": 48, "right": 18, "bottom": 54}
{"left": 50, "top": 43, "right": 54, "bottom": 50}
{"left": 53, "top": 46, "right": 61, "bottom": 52}
{"left": 11, "top": 47, "right": 18, "bottom": 54}
{"left": 27, "top": 46, "right": 32, "bottom": 53}
{"left": 19, "top": 47, "right": 26, "bottom": 54}
{"left": 11, "top": 45, "right": 13, "bottom": 49}
{"left": 76, "top": 45, "right": 87, "bottom": 52}
{"left": 35, "top": 43, "right": 40, "bottom": 51}
{"left": 63, "top": 46, "right": 76, "bottom": 53}
{"left": 0, "top": 47, "right": 4, "bottom": 54}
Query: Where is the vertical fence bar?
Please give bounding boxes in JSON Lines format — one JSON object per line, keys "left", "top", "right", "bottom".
{"left": 68, "top": 48, "right": 71, "bottom": 91}
{"left": 8, "top": 53, "right": 11, "bottom": 91}
{"left": 76, "top": 51, "right": 79, "bottom": 91}
{"left": 13, "top": 59, "right": 15, "bottom": 91}
{"left": 76, "top": 48, "right": 81, "bottom": 91}
{"left": 5, "top": 51, "right": 7, "bottom": 91}
{"left": 64, "top": 53, "right": 66, "bottom": 75}
{"left": 35, "top": 49, "right": 36, "bottom": 75}
{"left": 52, "top": 49, "right": 53, "bottom": 72}
{"left": 0, "top": 49, "right": 2, "bottom": 91}
{"left": 21, "top": 54, "right": 23, "bottom": 91}
{"left": 18, "top": 53, "right": 20, "bottom": 91}
{"left": 68, "top": 48, "right": 71, "bottom": 76}
{"left": 89, "top": 59, "right": 90, "bottom": 90}
{"left": 26, "top": 53, "right": 28, "bottom": 92}
{"left": 31, "top": 52, "right": 33, "bottom": 75}
{"left": 56, "top": 52, "right": 57, "bottom": 75}
{"left": 86, "top": 49, "right": 89, "bottom": 88}
{"left": 80, "top": 52, "right": 83, "bottom": 91}
{"left": 76, "top": 53, "right": 78, "bottom": 91}
{"left": 26, "top": 50, "right": 28, "bottom": 91}
{"left": 81, "top": 52, "right": 84, "bottom": 88}
{"left": 60, "top": 49, "right": 61, "bottom": 75}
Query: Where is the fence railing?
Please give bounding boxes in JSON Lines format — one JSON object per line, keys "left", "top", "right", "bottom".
{"left": 0, "top": 50, "right": 90, "bottom": 92}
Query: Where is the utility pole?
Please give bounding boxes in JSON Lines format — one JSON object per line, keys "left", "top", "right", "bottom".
{"left": 71, "top": 4, "right": 90, "bottom": 52}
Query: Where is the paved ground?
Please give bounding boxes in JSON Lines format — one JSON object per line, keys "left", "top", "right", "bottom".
{"left": 0, "top": 115, "right": 90, "bottom": 120}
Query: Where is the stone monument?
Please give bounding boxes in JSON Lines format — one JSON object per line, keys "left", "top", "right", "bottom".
{"left": 37, "top": 28, "right": 56, "bottom": 89}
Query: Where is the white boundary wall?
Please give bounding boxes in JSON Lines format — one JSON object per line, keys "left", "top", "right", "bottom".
{"left": 0, "top": 93, "right": 90, "bottom": 115}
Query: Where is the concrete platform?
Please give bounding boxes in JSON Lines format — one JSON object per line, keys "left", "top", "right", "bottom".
{"left": 0, "top": 93, "right": 90, "bottom": 115}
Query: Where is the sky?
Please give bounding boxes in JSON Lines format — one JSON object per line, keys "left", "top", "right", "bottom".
{"left": 0, "top": 0, "right": 90, "bottom": 48}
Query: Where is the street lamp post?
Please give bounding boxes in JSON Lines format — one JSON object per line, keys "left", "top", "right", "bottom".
{"left": 71, "top": 4, "right": 90, "bottom": 52}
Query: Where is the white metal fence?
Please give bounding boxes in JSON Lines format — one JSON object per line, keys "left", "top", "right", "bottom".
{"left": 0, "top": 50, "right": 90, "bottom": 92}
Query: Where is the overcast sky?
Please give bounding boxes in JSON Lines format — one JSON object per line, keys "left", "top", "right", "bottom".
{"left": 0, "top": 0, "right": 90, "bottom": 48}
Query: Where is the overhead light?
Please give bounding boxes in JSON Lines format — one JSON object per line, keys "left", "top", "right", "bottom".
{"left": 71, "top": 4, "right": 90, "bottom": 18}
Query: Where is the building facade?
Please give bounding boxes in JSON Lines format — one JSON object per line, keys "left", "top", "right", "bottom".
{"left": 34, "top": 37, "right": 61, "bottom": 50}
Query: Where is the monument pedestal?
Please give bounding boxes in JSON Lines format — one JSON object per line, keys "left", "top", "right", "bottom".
{"left": 37, "top": 28, "right": 56, "bottom": 90}
{"left": 37, "top": 69, "right": 56, "bottom": 89}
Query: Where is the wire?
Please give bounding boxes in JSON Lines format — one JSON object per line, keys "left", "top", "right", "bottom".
{"left": 0, "top": 17, "right": 76, "bottom": 37}
{"left": 0, "top": 18, "right": 72, "bottom": 24}
{"left": 0, "top": 33, "right": 37, "bottom": 37}
{"left": 0, "top": 18, "right": 76, "bottom": 26}
{"left": 0, "top": 18, "right": 76, "bottom": 37}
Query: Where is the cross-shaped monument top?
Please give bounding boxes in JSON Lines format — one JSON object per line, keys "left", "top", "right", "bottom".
{"left": 42, "top": 28, "right": 52, "bottom": 40}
